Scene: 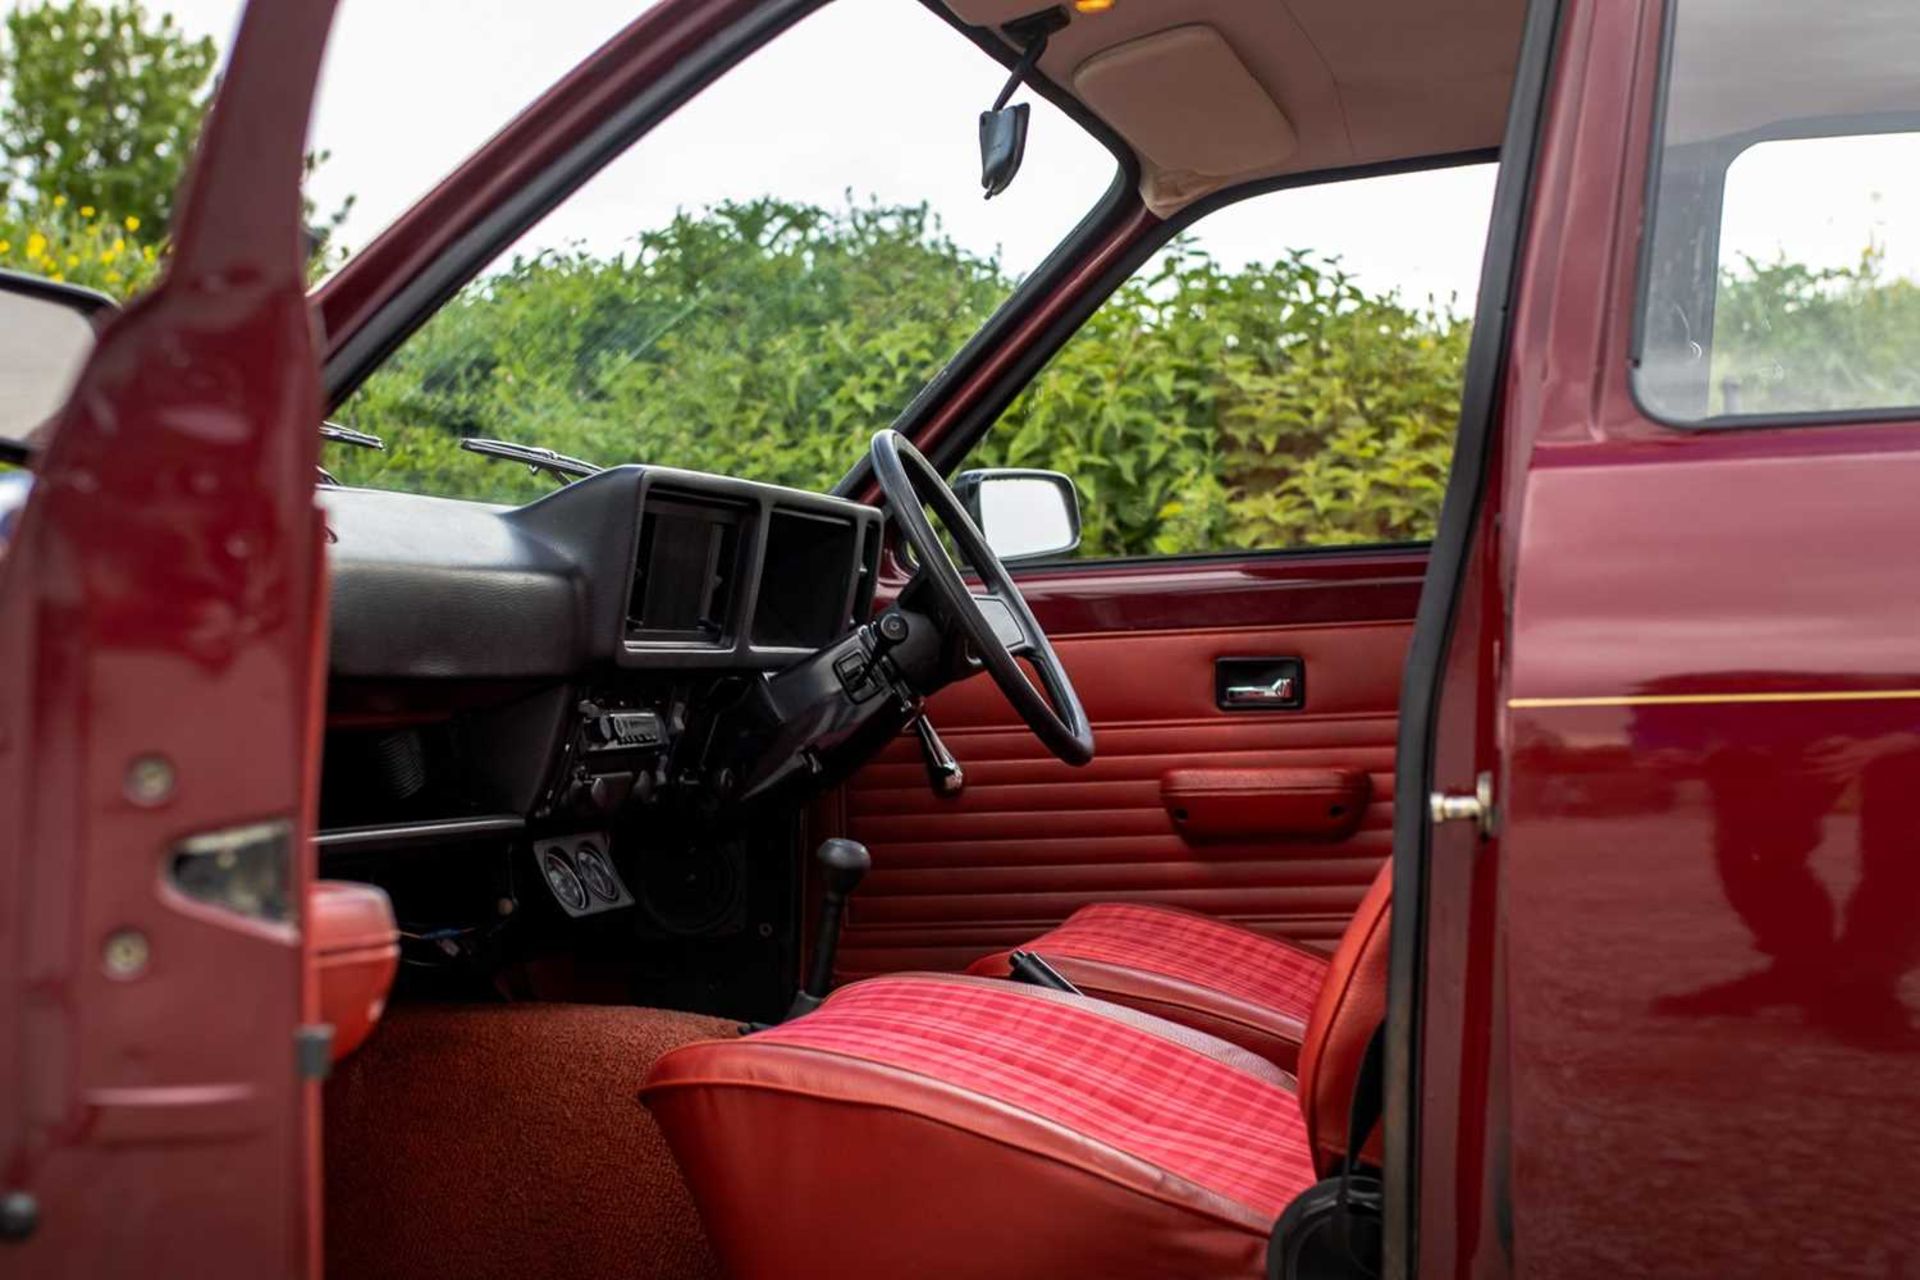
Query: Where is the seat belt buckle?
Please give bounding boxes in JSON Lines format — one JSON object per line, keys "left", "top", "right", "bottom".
{"left": 1007, "top": 950, "right": 1081, "bottom": 995}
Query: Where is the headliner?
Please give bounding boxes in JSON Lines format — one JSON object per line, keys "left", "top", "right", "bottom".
{"left": 945, "top": 0, "right": 1527, "bottom": 212}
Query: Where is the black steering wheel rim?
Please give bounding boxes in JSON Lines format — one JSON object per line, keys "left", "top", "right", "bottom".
{"left": 869, "top": 429, "right": 1094, "bottom": 767}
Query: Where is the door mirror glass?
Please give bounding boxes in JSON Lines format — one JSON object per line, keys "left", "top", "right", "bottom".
{"left": 954, "top": 468, "right": 1081, "bottom": 563}
{"left": 0, "top": 271, "right": 112, "bottom": 454}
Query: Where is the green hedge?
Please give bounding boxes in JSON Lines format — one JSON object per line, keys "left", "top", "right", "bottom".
{"left": 332, "top": 197, "right": 1470, "bottom": 558}
{"left": 21, "top": 190, "right": 1917, "bottom": 560}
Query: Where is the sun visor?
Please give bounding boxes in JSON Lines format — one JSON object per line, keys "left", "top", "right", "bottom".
{"left": 1072, "top": 24, "right": 1298, "bottom": 214}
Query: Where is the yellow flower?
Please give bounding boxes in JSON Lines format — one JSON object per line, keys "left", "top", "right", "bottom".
{"left": 65, "top": 254, "right": 79, "bottom": 268}
{"left": 80, "top": 205, "right": 95, "bottom": 218}
{"left": 124, "top": 215, "right": 140, "bottom": 232}
{"left": 52, "top": 195, "right": 66, "bottom": 208}
{"left": 48, "top": 271, "right": 63, "bottom": 282}
{"left": 112, "top": 238, "right": 124, "bottom": 255}
{"left": 0, "top": 240, "right": 10, "bottom": 255}
{"left": 24, "top": 232, "right": 46, "bottom": 261}
{"left": 142, "top": 245, "right": 156, "bottom": 262}
{"left": 105, "top": 271, "right": 122, "bottom": 285}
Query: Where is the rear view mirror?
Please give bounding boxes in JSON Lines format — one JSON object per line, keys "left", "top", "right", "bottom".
{"left": 976, "top": 6, "right": 1065, "bottom": 199}
{"left": 979, "top": 104, "right": 1031, "bottom": 199}
{"left": 954, "top": 467, "right": 1082, "bottom": 563}
{"left": 0, "top": 270, "right": 114, "bottom": 460}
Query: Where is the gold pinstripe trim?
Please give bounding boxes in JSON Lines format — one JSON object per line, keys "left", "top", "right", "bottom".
{"left": 1509, "top": 689, "right": 1920, "bottom": 709}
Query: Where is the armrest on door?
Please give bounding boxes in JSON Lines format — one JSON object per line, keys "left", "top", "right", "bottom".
{"left": 1161, "top": 767, "right": 1371, "bottom": 841}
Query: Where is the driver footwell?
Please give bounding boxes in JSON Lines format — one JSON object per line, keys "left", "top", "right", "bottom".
{"left": 324, "top": 1003, "right": 733, "bottom": 1279}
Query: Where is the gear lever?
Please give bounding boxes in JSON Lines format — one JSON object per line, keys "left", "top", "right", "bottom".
{"left": 786, "top": 837, "right": 872, "bottom": 1020}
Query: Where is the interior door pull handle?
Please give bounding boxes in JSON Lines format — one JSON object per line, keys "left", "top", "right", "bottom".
{"left": 1223, "top": 675, "right": 1296, "bottom": 705}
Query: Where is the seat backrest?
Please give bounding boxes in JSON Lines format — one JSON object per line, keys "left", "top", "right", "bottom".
{"left": 1294, "top": 859, "right": 1391, "bottom": 1173}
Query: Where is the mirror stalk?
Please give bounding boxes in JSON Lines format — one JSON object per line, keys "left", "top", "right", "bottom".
{"left": 979, "top": 7, "right": 1069, "bottom": 198}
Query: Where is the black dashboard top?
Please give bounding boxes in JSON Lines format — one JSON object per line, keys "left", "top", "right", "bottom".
{"left": 320, "top": 466, "right": 882, "bottom": 681}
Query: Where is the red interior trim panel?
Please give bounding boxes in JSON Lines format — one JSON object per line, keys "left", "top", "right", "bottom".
{"left": 833, "top": 546, "right": 1417, "bottom": 981}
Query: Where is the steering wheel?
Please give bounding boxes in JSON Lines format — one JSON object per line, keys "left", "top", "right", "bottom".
{"left": 870, "top": 429, "right": 1094, "bottom": 767}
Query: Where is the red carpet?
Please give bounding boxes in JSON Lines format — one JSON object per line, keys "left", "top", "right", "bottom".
{"left": 324, "top": 1002, "right": 734, "bottom": 1279}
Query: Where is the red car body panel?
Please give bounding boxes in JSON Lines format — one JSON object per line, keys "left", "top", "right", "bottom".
{"left": 0, "top": 2, "right": 337, "bottom": 1274}
{"left": 1486, "top": 0, "right": 1920, "bottom": 1273}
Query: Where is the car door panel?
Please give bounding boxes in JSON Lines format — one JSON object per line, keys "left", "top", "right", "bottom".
{"left": 833, "top": 548, "right": 1423, "bottom": 979}
{"left": 0, "top": 2, "right": 335, "bottom": 1273}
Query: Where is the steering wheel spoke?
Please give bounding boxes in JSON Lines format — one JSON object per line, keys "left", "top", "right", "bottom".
{"left": 869, "top": 430, "right": 1094, "bottom": 767}
{"left": 970, "top": 592, "right": 1032, "bottom": 653}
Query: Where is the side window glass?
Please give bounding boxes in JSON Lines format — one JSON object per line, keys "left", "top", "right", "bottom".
{"left": 1634, "top": 1, "right": 1920, "bottom": 425}
{"left": 327, "top": 0, "right": 1117, "bottom": 503}
{"left": 963, "top": 163, "right": 1494, "bottom": 560}
{"left": 1710, "top": 133, "right": 1920, "bottom": 418}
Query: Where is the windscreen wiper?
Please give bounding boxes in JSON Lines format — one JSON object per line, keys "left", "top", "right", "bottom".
{"left": 459, "top": 437, "right": 603, "bottom": 485}
{"left": 321, "top": 421, "right": 385, "bottom": 450}
{"left": 318, "top": 420, "right": 384, "bottom": 486}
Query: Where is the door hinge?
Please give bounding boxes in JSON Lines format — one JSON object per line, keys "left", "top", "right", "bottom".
{"left": 1429, "top": 770, "right": 1496, "bottom": 838}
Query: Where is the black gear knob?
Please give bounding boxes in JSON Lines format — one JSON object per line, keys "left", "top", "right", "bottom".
{"left": 789, "top": 838, "right": 872, "bottom": 1020}
{"left": 816, "top": 837, "right": 871, "bottom": 897}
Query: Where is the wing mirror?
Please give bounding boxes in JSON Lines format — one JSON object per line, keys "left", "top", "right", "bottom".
{"left": 953, "top": 467, "right": 1081, "bottom": 563}
{"left": 0, "top": 269, "right": 115, "bottom": 463}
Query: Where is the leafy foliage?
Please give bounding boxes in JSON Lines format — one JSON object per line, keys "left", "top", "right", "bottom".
{"left": 0, "top": 196, "right": 161, "bottom": 292}
{"left": 0, "top": 0, "right": 350, "bottom": 256}
{"left": 976, "top": 244, "right": 1468, "bottom": 554}
{"left": 335, "top": 199, "right": 1008, "bottom": 504}
{"left": 337, "top": 197, "right": 1472, "bottom": 556}
{"left": 1711, "top": 247, "right": 1920, "bottom": 416}
{"left": 0, "top": 0, "right": 215, "bottom": 233}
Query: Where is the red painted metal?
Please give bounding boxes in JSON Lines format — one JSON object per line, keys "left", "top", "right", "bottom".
{"left": 1409, "top": 489, "right": 1506, "bottom": 1280}
{"left": 1485, "top": 0, "right": 1920, "bottom": 1273}
{"left": 0, "top": 1, "right": 336, "bottom": 1274}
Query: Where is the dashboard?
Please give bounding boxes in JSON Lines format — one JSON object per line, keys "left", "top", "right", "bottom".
{"left": 315, "top": 466, "right": 899, "bottom": 945}
{"left": 322, "top": 465, "right": 883, "bottom": 681}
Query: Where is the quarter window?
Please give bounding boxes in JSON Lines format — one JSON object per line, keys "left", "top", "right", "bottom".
{"left": 1634, "top": 2, "right": 1920, "bottom": 425}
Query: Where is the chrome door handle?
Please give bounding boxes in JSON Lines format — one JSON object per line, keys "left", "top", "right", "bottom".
{"left": 1223, "top": 675, "right": 1296, "bottom": 705}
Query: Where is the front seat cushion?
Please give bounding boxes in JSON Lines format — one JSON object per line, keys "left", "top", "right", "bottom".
{"left": 968, "top": 901, "right": 1330, "bottom": 1071}
{"left": 642, "top": 973, "right": 1316, "bottom": 1279}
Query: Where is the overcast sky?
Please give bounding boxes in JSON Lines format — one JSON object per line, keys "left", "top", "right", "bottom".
{"left": 75, "top": 0, "right": 1920, "bottom": 314}
{"left": 153, "top": 0, "right": 1496, "bottom": 310}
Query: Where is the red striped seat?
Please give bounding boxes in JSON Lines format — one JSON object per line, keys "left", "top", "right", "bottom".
{"left": 969, "top": 899, "right": 1338, "bottom": 1072}
{"left": 642, "top": 863, "right": 1392, "bottom": 1279}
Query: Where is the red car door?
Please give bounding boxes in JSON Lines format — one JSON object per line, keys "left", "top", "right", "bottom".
{"left": 831, "top": 547, "right": 1422, "bottom": 979}
{"left": 1473, "top": 0, "right": 1920, "bottom": 1273}
{"left": 0, "top": 3, "right": 335, "bottom": 1274}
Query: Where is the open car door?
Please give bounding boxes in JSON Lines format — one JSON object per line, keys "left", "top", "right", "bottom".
{"left": 0, "top": 2, "right": 335, "bottom": 1273}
